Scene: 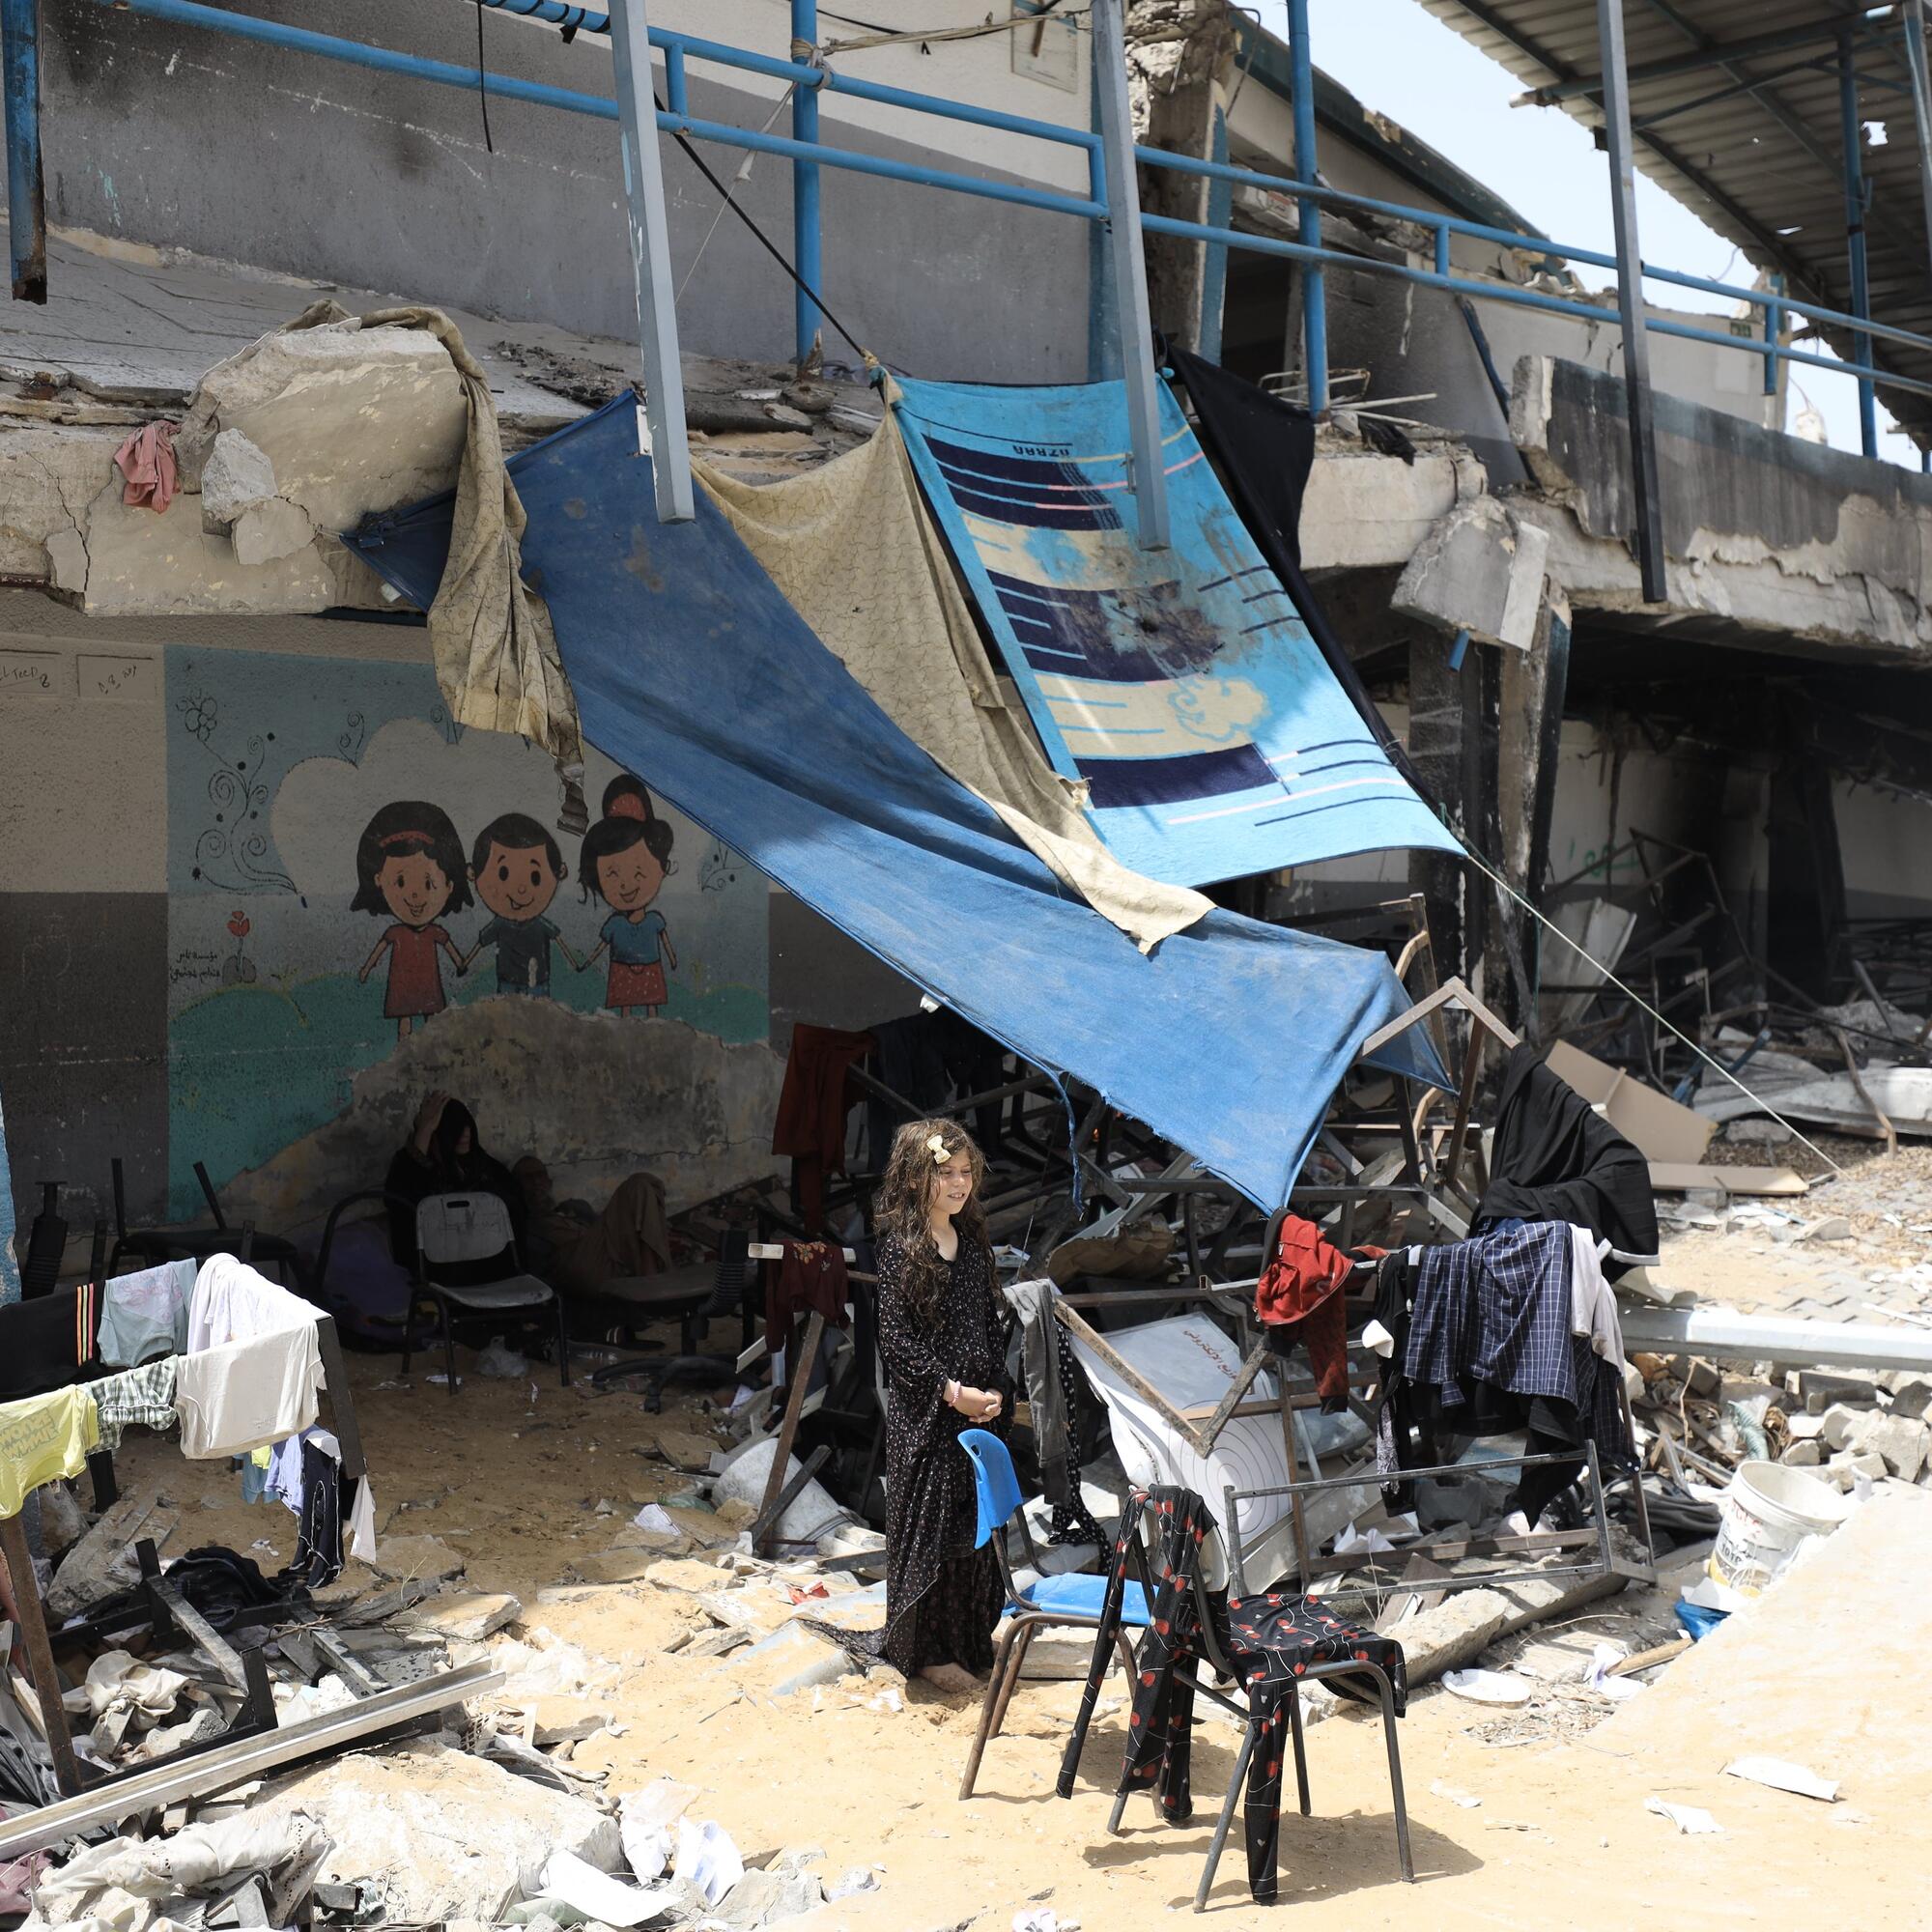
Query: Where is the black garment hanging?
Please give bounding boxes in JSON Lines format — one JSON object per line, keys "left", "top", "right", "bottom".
{"left": 1474, "top": 1043, "right": 1659, "bottom": 1275}
{"left": 1168, "top": 348, "right": 1422, "bottom": 790}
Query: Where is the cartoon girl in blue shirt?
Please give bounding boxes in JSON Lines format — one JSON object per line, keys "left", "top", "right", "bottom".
{"left": 577, "top": 776, "right": 677, "bottom": 1017}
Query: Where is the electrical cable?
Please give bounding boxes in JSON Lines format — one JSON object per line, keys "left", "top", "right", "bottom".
{"left": 1457, "top": 840, "right": 1847, "bottom": 1175}
{"left": 677, "top": 84, "right": 797, "bottom": 306}
{"left": 653, "top": 89, "right": 870, "bottom": 361}
{"left": 473, "top": 0, "right": 496, "bottom": 152}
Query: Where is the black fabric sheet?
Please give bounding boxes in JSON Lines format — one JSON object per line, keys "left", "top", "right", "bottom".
{"left": 1474, "top": 1042, "right": 1659, "bottom": 1274}
{"left": 1169, "top": 349, "right": 1421, "bottom": 788}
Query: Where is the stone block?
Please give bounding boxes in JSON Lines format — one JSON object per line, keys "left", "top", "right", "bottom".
{"left": 1846, "top": 1451, "right": 1889, "bottom": 1483}
{"left": 1818, "top": 1404, "right": 1867, "bottom": 1451}
{"left": 232, "top": 497, "right": 314, "bottom": 565}
{"left": 644, "top": 1557, "right": 728, "bottom": 1594}
{"left": 1847, "top": 1410, "right": 1929, "bottom": 1483}
{"left": 1889, "top": 1379, "right": 1932, "bottom": 1421}
{"left": 199, "top": 427, "right": 278, "bottom": 526}
{"left": 1798, "top": 1370, "right": 1879, "bottom": 1409}
{"left": 1391, "top": 494, "right": 1549, "bottom": 650}
{"left": 1779, "top": 1439, "right": 1823, "bottom": 1467}
{"left": 1378, "top": 1587, "right": 1509, "bottom": 1684}
{"left": 392, "top": 1591, "right": 521, "bottom": 1642}
{"left": 368, "top": 1534, "right": 465, "bottom": 1583}
{"left": 726, "top": 1621, "right": 852, "bottom": 1699}
{"left": 1786, "top": 1411, "right": 1827, "bottom": 1441}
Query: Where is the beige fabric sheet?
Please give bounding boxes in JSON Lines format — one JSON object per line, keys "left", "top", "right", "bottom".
{"left": 288, "top": 301, "right": 584, "bottom": 767}
{"left": 696, "top": 411, "right": 1209, "bottom": 951}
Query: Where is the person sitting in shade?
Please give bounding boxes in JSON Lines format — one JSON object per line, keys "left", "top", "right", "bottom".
{"left": 386, "top": 1092, "right": 670, "bottom": 1299}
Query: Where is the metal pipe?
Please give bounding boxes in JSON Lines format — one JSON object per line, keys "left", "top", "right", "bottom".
{"left": 1904, "top": 0, "right": 1932, "bottom": 287}
{"left": 1597, "top": 0, "right": 1667, "bottom": 601}
{"left": 1521, "top": 12, "right": 1900, "bottom": 104}
{"left": 1762, "top": 272, "right": 1781, "bottom": 399}
{"left": 1841, "top": 30, "right": 1881, "bottom": 458}
{"left": 1619, "top": 1303, "right": 1932, "bottom": 1373}
{"left": 1285, "top": 0, "right": 1325, "bottom": 412}
{"left": 0, "top": 0, "right": 43, "bottom": 302}
{"left": 80, "top": 0, "right": 1932, "bottom": 419}
{"left": 1090, "top": 0, "right": 1168, "bottom": 550}
{"left": 790, "top": 0, "right": 821, "bottom": 364}
{"left": 610, "top": 0, "right": 693, "bottom": 523}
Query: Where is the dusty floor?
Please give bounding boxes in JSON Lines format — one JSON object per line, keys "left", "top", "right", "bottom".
{"left": 105, "top": 1336, "right": 1927, "bottom": 1932}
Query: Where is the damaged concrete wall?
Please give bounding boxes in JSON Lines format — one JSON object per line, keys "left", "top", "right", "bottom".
{"left": 1512, "top": 354, "right": 1932, "bottom": 661}
{"left": 0, "top": 599, "right": 789, "bottom": 1241}
{"left": 29, "top": 0, "right": 1093, "bottom": 383}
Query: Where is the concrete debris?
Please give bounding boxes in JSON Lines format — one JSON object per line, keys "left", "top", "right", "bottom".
{"left": 231, "top": 496, "right": 314, "bottom": 566}
{"left": 45, "top": 1496, "right": 180, "bottom": 1618}
{"left": 257, "top": 1743, "right": 621, "bottom": 1922}
{"left": 197, "top": 426, "right": 277, "bottom": 526}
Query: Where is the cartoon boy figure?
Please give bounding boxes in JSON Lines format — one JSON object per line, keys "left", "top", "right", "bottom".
{"left": 461, "top": 811, "right": 581, "bottom": 997}
{"left": 353, "top": 801, "right": 471, "bottom": 1040}
{"left": 577, "top": 776, "right": 678, "bottom": 1018}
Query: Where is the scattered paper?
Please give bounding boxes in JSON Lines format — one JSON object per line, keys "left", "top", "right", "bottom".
{"left": 620, "top": 1777, "right": 698, "bottom": 1883}
{"left": 1645, "top": 1797, "right": 1722, "bottom": 1834}
{"left": 1442, "top": 1669, "right": 1532, "bottom": 1707}
{"left": 1585, "top": 1643, "right": 1643, "bottom": 1701}
{"left": 1682, "top": 1576, "right": 1748, "bottom": 1614}
{"left": 1334, "top": 1521, "right": 1397, "bottom": 1556}
{"left": 675, "top": 1817, "right": 744, "bottom": 1906}
{"left": 1723, "top": 1757, "right": 1839, "bottom": 1803}
{"left": 538, "top": 1850, "right": 671, "bottom": 1927}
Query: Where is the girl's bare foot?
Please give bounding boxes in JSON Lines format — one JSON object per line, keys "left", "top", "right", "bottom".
{"left": 920, "top": 1662, "right": 978, "bottom": 1694}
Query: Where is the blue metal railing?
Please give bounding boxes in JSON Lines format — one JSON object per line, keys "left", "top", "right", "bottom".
{"left": 84, "top": 0, "right": 1932, "bottom": 420}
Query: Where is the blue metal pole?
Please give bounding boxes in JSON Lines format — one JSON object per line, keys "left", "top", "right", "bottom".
{"left": 1, "top": 0, "right": 44, "bottom": 303}
{"left": 611, "top": 0, "right": 693, "bottom": 521}
{"left": 791, "top": 0, "right": 821, "bottom": 365}
{"left": 1762, "top": 271, "right": 1781, "bottom": 398}
{"left": 1839, "top": 31, "right": 1879, "bottom": 459}
{"left": 1285, "top": 0, "right": 1325, "bottom": 411}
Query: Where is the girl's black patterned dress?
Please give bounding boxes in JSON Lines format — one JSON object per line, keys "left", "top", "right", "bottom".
{"left": 864, "top": 1231, "right": 1012, "bottom": 1675}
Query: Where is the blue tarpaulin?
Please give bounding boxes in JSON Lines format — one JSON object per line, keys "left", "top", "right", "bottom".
{"left": 348, "top": 398, "right": 1448, "bottom": 1210}
{"left": 894, "top": 376, "right": 1461, "bottom": 889}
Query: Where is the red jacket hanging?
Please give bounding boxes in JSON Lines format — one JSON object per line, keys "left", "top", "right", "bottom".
{"left": 1254, "top": 1215, "right": 1355, "bottom": 1409}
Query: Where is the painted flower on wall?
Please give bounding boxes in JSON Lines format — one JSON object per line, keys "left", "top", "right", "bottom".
{"left": 178, "top": 691, "right": 219, "bottom": 742}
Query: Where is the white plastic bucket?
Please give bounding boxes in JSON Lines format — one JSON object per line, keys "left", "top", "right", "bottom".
{"left": 1709, "top": 1460, "right": 1855, "bottom": 1596}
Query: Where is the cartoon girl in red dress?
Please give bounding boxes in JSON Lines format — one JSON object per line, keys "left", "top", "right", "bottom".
{"left": 576, "top": 777, "right": 677, "bottom": 1018}
{"left": 354, "top": 801, "right": 472, "bottom": 1040}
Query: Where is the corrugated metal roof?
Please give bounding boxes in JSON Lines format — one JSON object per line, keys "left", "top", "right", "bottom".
{"left": 1413, "top": 1, "right": 1932, "bottom": 440}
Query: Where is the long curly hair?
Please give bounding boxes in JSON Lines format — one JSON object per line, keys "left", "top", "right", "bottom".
{"left": 873, "top": 1117, "right": 990, "bottom": 1326}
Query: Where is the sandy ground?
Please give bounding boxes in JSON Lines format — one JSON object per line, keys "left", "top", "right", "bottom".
{"left": 102, "top": 1324, "right": 1931, "bottom": 1932}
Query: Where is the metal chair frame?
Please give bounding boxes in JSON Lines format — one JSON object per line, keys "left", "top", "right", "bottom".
{"left": 957, "top": 1430, "right": 1144, "bottom": 1801}
{"left": 400, "top": 1190, "right": 570, "bottom": 1395}
{"left": 1101, "top": 1486, "right": 1414, "bottom": 1912}
{"left": 587, "top": 1227, "right": 753, "bottom": 1413}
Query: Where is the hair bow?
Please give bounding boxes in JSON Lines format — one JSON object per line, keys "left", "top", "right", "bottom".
{"left": 927, "top": 1133, "right": 952, "bottom": 1166}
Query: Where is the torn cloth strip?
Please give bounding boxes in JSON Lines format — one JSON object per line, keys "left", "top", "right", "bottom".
{"left": 893, "top": 375, "right": 1460, "bottom": 889}
{"left": 346, "top": 397, "right": 1449, "bottom": 1210}
{"left": 1169, "top": 348, "right": 1422, "bottom": 788}
{"left": 697, "top": 415, "right": 1210, "bottom": 951}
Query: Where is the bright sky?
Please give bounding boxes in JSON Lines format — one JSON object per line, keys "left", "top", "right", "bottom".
{"left": 1250, "top": 0, "right": 1919, "bottom": 467}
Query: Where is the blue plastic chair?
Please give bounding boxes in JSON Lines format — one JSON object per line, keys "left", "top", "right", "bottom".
{"left": 956, "top": 1429, "right": 1151, "bottom": 1798}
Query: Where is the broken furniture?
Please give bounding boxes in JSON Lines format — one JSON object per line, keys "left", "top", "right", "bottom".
{"left": 588, "top": 1227, "right": 753, "bottom": 1412}
{"left": 0, "top": 1659, "right": 504, "bottom": 1861}
{"left": 0, "top": 1274, "right": 376, "bottom": 1804}
{"left": 955, "top": 1429, "right": 1148, "bottom": 1802}
{"left": 399, "top": 1191, "right": 570, "bottom": 1394}
{"left": 106, "top": 1157, "right": 303, "bottom": 1288}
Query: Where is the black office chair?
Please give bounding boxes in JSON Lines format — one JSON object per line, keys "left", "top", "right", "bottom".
{"left": 107, "top": 1157, "right": 302, "bottom": 1286}
{"left": 589, "top": 1229, "right": 752, "bottom": 1412}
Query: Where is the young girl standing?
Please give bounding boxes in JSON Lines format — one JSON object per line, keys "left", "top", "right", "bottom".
{"left": 867, "top": 1118, "right": 1010, "bottom": 1693}
{"left": 577, "top": 777, "right": 678, "bottom": 1018}
{"left": 353, "top": 801, "right": 471, "bottom": 1040}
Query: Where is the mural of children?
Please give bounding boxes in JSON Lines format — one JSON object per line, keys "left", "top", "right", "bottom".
{"left": 353, "top": 801, "right": 471, "bottom": 1039}
{"left": 577, "top": 776, "right": 678, "bottom": 1018}
{"left": 462, "top": 812, "right": 581, "bottom": 997}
